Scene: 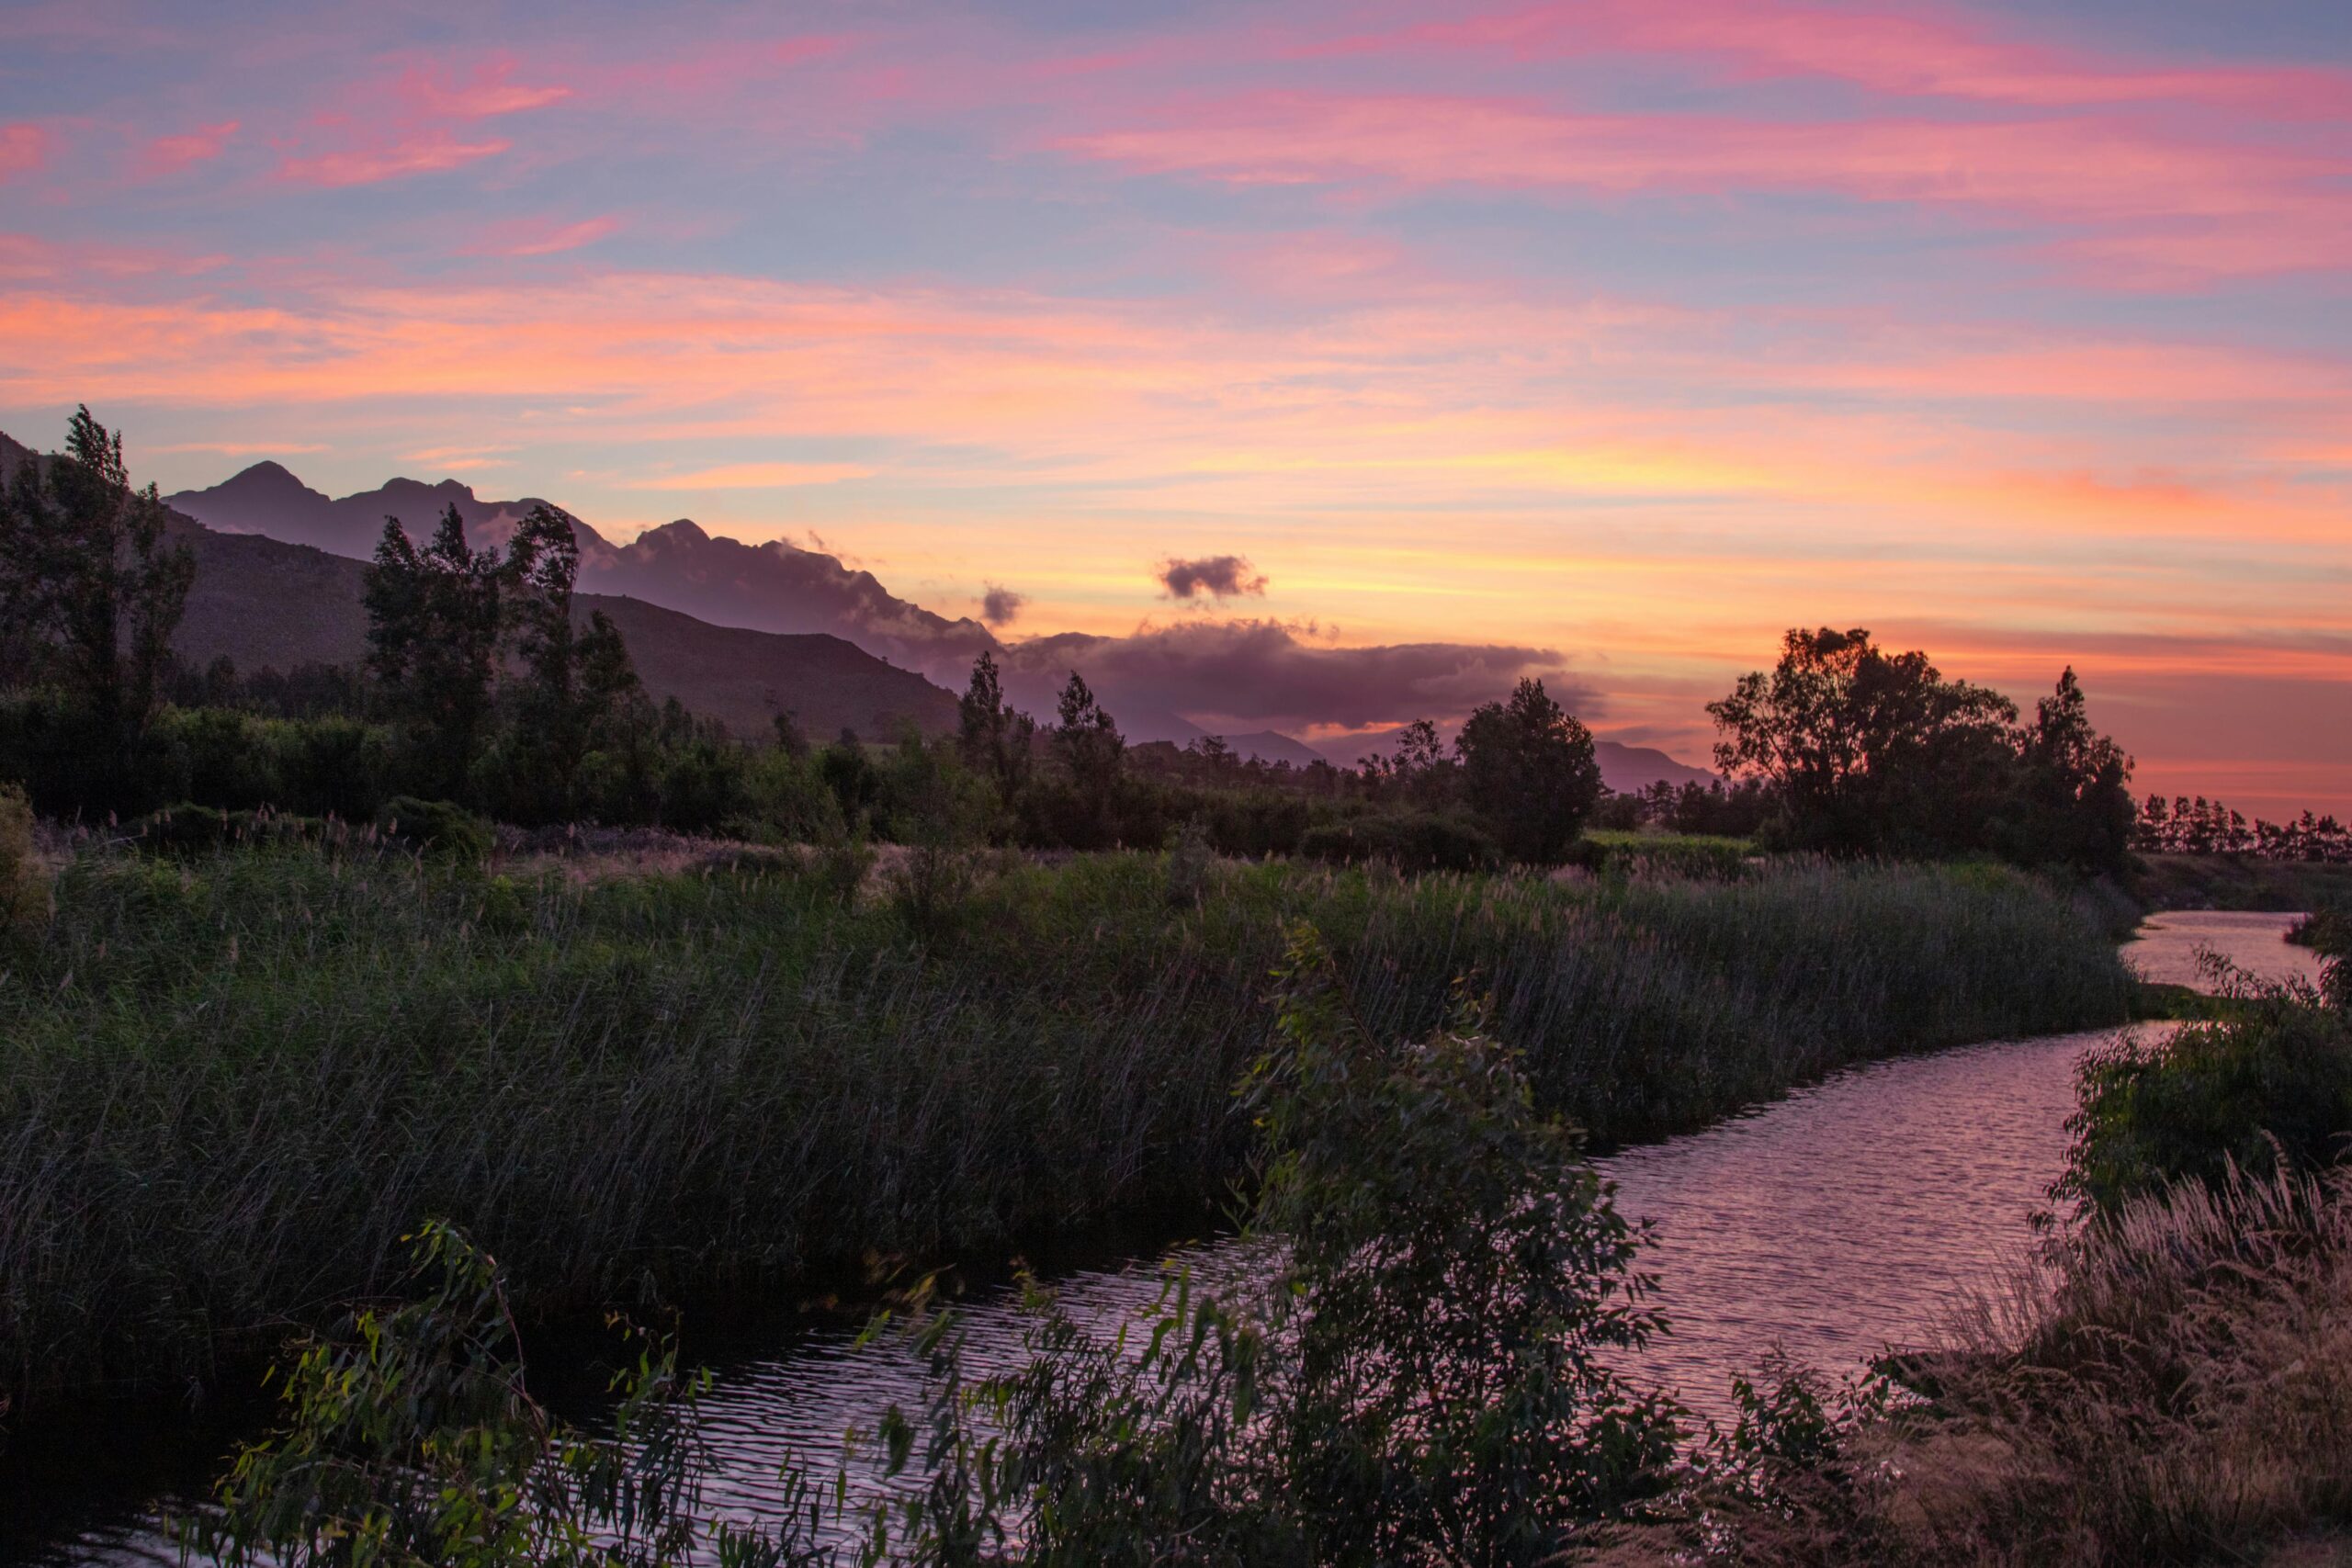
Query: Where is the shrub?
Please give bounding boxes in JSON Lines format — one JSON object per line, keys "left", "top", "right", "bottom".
{"left": 2054, "top": 983, "right": 2352, "bottom": 1220}
{"left": 0, "top": 782, "right": 44, "bottom": 949}
{"left": 372, "top": 796, "right": 493, "bottom": 864}
{"left": 1299, "top": 808, "right": 1499, "bottom": 874}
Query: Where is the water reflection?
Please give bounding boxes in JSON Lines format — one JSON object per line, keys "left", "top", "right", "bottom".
{"left": 2124, "top": 908, "right": 2319, "bottom": 990}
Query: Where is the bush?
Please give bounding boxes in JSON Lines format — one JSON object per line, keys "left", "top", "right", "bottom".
{"left": 0, "top": 782, "right": 44, "bottom": 949}
{"left": 1299, "top": 808, "right": 1500, "bottom": 874}
{"left": 372, "top": 796, "right": 493, "bottom": 864}
{"left": 2055, "top": 984, "right": 2352, "bottom": 1219}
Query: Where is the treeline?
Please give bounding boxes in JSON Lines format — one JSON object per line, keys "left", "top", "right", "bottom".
{"left": 2133, "top": 794, "right": 2352, "bottom": 863}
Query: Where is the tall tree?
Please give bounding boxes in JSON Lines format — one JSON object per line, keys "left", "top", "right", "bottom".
{"left": 498, "top": 504, "right": 641, "bottom": 815}
{"left": 364, "top": 505, "right": 503, "bottom": 799}
{"left": 0, "top": 407, "right": 194, "bottom": 733}
{"left": 1053, "top": 669, "right": 1124, "bottom": 798}
{"left": 1454, "top": 677, "right": 1601, "bottom": 864}
{"left": 2006, "top": 667, "right": 2135, "bottom": 874}
{"left": 956, "top": 649, "right": 1034, "bottom": 795}
{"left": 1708, "top": 626, "right": 2018, "bottom": 856}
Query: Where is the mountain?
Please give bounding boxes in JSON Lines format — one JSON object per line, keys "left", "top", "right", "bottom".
{"left": 1593, "top": 740, "right": 1719, "bottom": 794}
{"left": 1318, "top": 726, "right": 1717, "bottom": 794}
{"left": 1212, "top": 729, "right": 1328, "bottom": 768}
{"left": 161, "top": 514, "right": 957, "bottom": 741}
{"left": 165, "top": 468, "right": 996, "bottom": 670}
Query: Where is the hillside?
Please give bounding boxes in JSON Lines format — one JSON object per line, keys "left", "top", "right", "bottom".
{"left": 164, "top": 519, "right": 957, "bottom": 741}
{"left": 166, "top": 466, "right": 995, "bottom": 669}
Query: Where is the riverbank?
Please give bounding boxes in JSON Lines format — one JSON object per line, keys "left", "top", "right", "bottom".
{"left": 0, "top": 844, "right": 2132, "bottom": 1438}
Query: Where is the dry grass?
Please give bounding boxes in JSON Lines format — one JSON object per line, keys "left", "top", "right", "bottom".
{"left": 1672, "top": 1168, "right": 2352, "bottom": 1567}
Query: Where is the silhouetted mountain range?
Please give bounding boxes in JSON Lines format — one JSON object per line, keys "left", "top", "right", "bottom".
{"left": 91, "top": 450, "right": 1716, "bottom": 785}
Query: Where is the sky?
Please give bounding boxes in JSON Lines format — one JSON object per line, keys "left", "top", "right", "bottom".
{"left": 2, "top": 0, "right": 2348, "bottom": 814}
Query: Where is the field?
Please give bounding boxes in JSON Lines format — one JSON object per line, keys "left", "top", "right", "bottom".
{"left": 0, "top": 843, "right": 2133, "bottom": 1428}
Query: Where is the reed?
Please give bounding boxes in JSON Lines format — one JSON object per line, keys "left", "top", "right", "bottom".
{"left": 0, "top": 843, "right": 2130, "bottom": 1428}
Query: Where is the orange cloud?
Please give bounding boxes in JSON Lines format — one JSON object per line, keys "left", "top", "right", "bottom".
{"left": 628, "top": 462, "right": 876, "bottom": 489}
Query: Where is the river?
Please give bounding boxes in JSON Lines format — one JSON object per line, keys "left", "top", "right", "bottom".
{"left": 9, "top": 909, "right": 2315, "bottom": 1564}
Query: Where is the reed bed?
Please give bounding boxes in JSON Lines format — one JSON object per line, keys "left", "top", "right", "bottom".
{"left": 0, "top": 845, "right": 2131, "bottom": 1427}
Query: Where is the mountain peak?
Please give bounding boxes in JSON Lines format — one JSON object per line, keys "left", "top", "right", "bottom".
{"left": 641, "top": 518, "right": 711, "bottom": 547}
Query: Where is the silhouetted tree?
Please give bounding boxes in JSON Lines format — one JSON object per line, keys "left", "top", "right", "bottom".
{"left": 1053, "top": 670, "right": 1124, "bottom": 799}
{"left": 1454, "top": 678, "right": 1600, "bottom": 864}
{"left": 2004, "top": 667, "right": 2135, "bottom": 874}
{"left": 1708, "top": 626, "right": 2017, "bottom": 856}
{"left": 0, "top": 408, "right": 194, "bottom": 734}
{"left": 364, "top": 504, "right": 503, "bottom": 799}
{"left": 956, "top": 650, "right": 1034, "bottom": 795}
{"left": 494, "top": 504, "right": 644, "bottom": 818}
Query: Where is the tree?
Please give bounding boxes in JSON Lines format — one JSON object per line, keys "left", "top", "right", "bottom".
{"left": 1454, "top": 678, "right": 1601, "bottom": 864}
{"left": 1053, "top": 669, "right": 1124, "bottom": 800}
{"left": 364, "top": 505, "right": 504, "bottom": 799}
{"left": 1363, "top": 716, "right": 1456, "bottom": 809}
{"left": 1707, "top": 626, "right": 2018, "bottom": 856}
{"left": 494, "top": 505, "right": 643, "bottom": 817}
{"left": 956, "top": 649, "right": 1034, "bottom": 795}
{"left": 2005, "top": 667, "right": 2135, "bottom": 874}
{"left": 0, "top": 407, "right": 194, "bottom": 734}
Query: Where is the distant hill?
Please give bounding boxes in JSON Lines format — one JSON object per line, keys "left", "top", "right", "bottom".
{"left": 1593, "top": 739, "right": 1719, "bottom": 794}
{"left": 166, "top": 465, "right": 995, "bottom": 669}
{"left": 163, "top": 515, "right": 958, "bottom": 741}
{"left": 1317, "top": 726, "right": 1717, "bottom": 794}
{"left": 1213, "top": 729, "right": 1328, "bottom": 768}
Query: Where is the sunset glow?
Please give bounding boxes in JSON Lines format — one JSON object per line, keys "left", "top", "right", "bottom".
{"left": 5, "top": 0, "right": 2347, "bottom": 812}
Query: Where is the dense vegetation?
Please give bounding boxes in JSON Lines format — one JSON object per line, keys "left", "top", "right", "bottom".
{"left": 0, "top": 840, "right": 2131, "bottom": 1429}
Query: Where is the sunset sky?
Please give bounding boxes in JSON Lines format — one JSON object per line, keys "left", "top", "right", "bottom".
{"left": 3, "top": 0, "right": 2347, "bottom": 813}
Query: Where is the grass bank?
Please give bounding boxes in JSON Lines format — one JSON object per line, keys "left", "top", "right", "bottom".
{"left": 2135, "top": 852, "right": 2352, "bottom": 913}
{"left": 0, "top": 844, "right": 2132, "bottom": 1430}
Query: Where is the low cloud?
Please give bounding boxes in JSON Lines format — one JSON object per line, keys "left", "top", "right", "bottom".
{"left": 1157, "top": 554, "right": 1267, "bottom": 601}
{"left": 981, "top": 584, "right": 1026, "bottom": 626}
{"left": 999, "top": 618, "right": 1585, "bottom": 736}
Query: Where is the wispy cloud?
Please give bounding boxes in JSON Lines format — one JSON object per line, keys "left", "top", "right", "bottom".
{"left": 135, "top": 118, "right": 237, "bottom": 179}
{"left": 628, "top": 461, "right": 876, "bottom": 489}
{"left": 277, "top": 128, "right": 511, "bottom": 187}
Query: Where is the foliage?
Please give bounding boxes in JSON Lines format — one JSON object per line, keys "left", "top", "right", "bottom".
{"left": 0, "top": 781, "right": 42, "bottom": 952}
{"left": 1708, "top": 626, "right": 2024, "bottom": 861}
{"left": 0, "top": 851, "right": 2130, "bottom": 1426}
{"left": 2053, "top": 970, "right": 2352, "bottom": 1221}
{"left": 365, "top": 505, "right": 507, "bottom": 798}
{"left": 1296, "top": 807, "right": 1499, "bottom": 874}
{"left": 1455, "top": 677, "right": 1603, "bottom": 865}
{"left": 865, "top": 927, "right": 1681, "bottom": 1566}
{"left": 0, "top": 408, "right": 193, "bottom": 739}
{"left": 2135, "top": 793, "right": 2352, "bottom": 863}
{"left": 185, "top": 1221, "right": 820, "bottom": 1568}
{"left": 374, "top": 795, "right": 494, "bottom": 864}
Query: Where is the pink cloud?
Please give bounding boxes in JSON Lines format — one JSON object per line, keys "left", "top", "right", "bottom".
{"left": 397, "top": 57, "right": 571, "bottom": 118}
{"left": 0, "top": 122, "right": 49, "bottom": 182}
{"left": 1332, "top": 0, "right": 2352, "bottom": 118}
{"left": 464, "top": 215, "right": 623, "bottom": 257}
{"left": 135, "top": 118, "right": 238, "bottom": 179}
{"left": 277, "top": 128, "right": 512, "bottom": 187}
{"left": 1061, "top": 92, "right": 2352, "bottom": 279}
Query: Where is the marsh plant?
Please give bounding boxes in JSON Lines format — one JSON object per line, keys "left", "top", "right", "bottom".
{"left": 190, "top": 928, "right": 1683, "bottom": 1566}
{"left": 0, "top": 846, "right": 2132, "bottom": 1427}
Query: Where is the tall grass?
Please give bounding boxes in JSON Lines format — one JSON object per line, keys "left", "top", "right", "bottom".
{"left": 1650, "top": 1168, "right": 2352, "bottom": 1567}
{"left": 0, "top": 845, "right": 2131, "bottom": 1427}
